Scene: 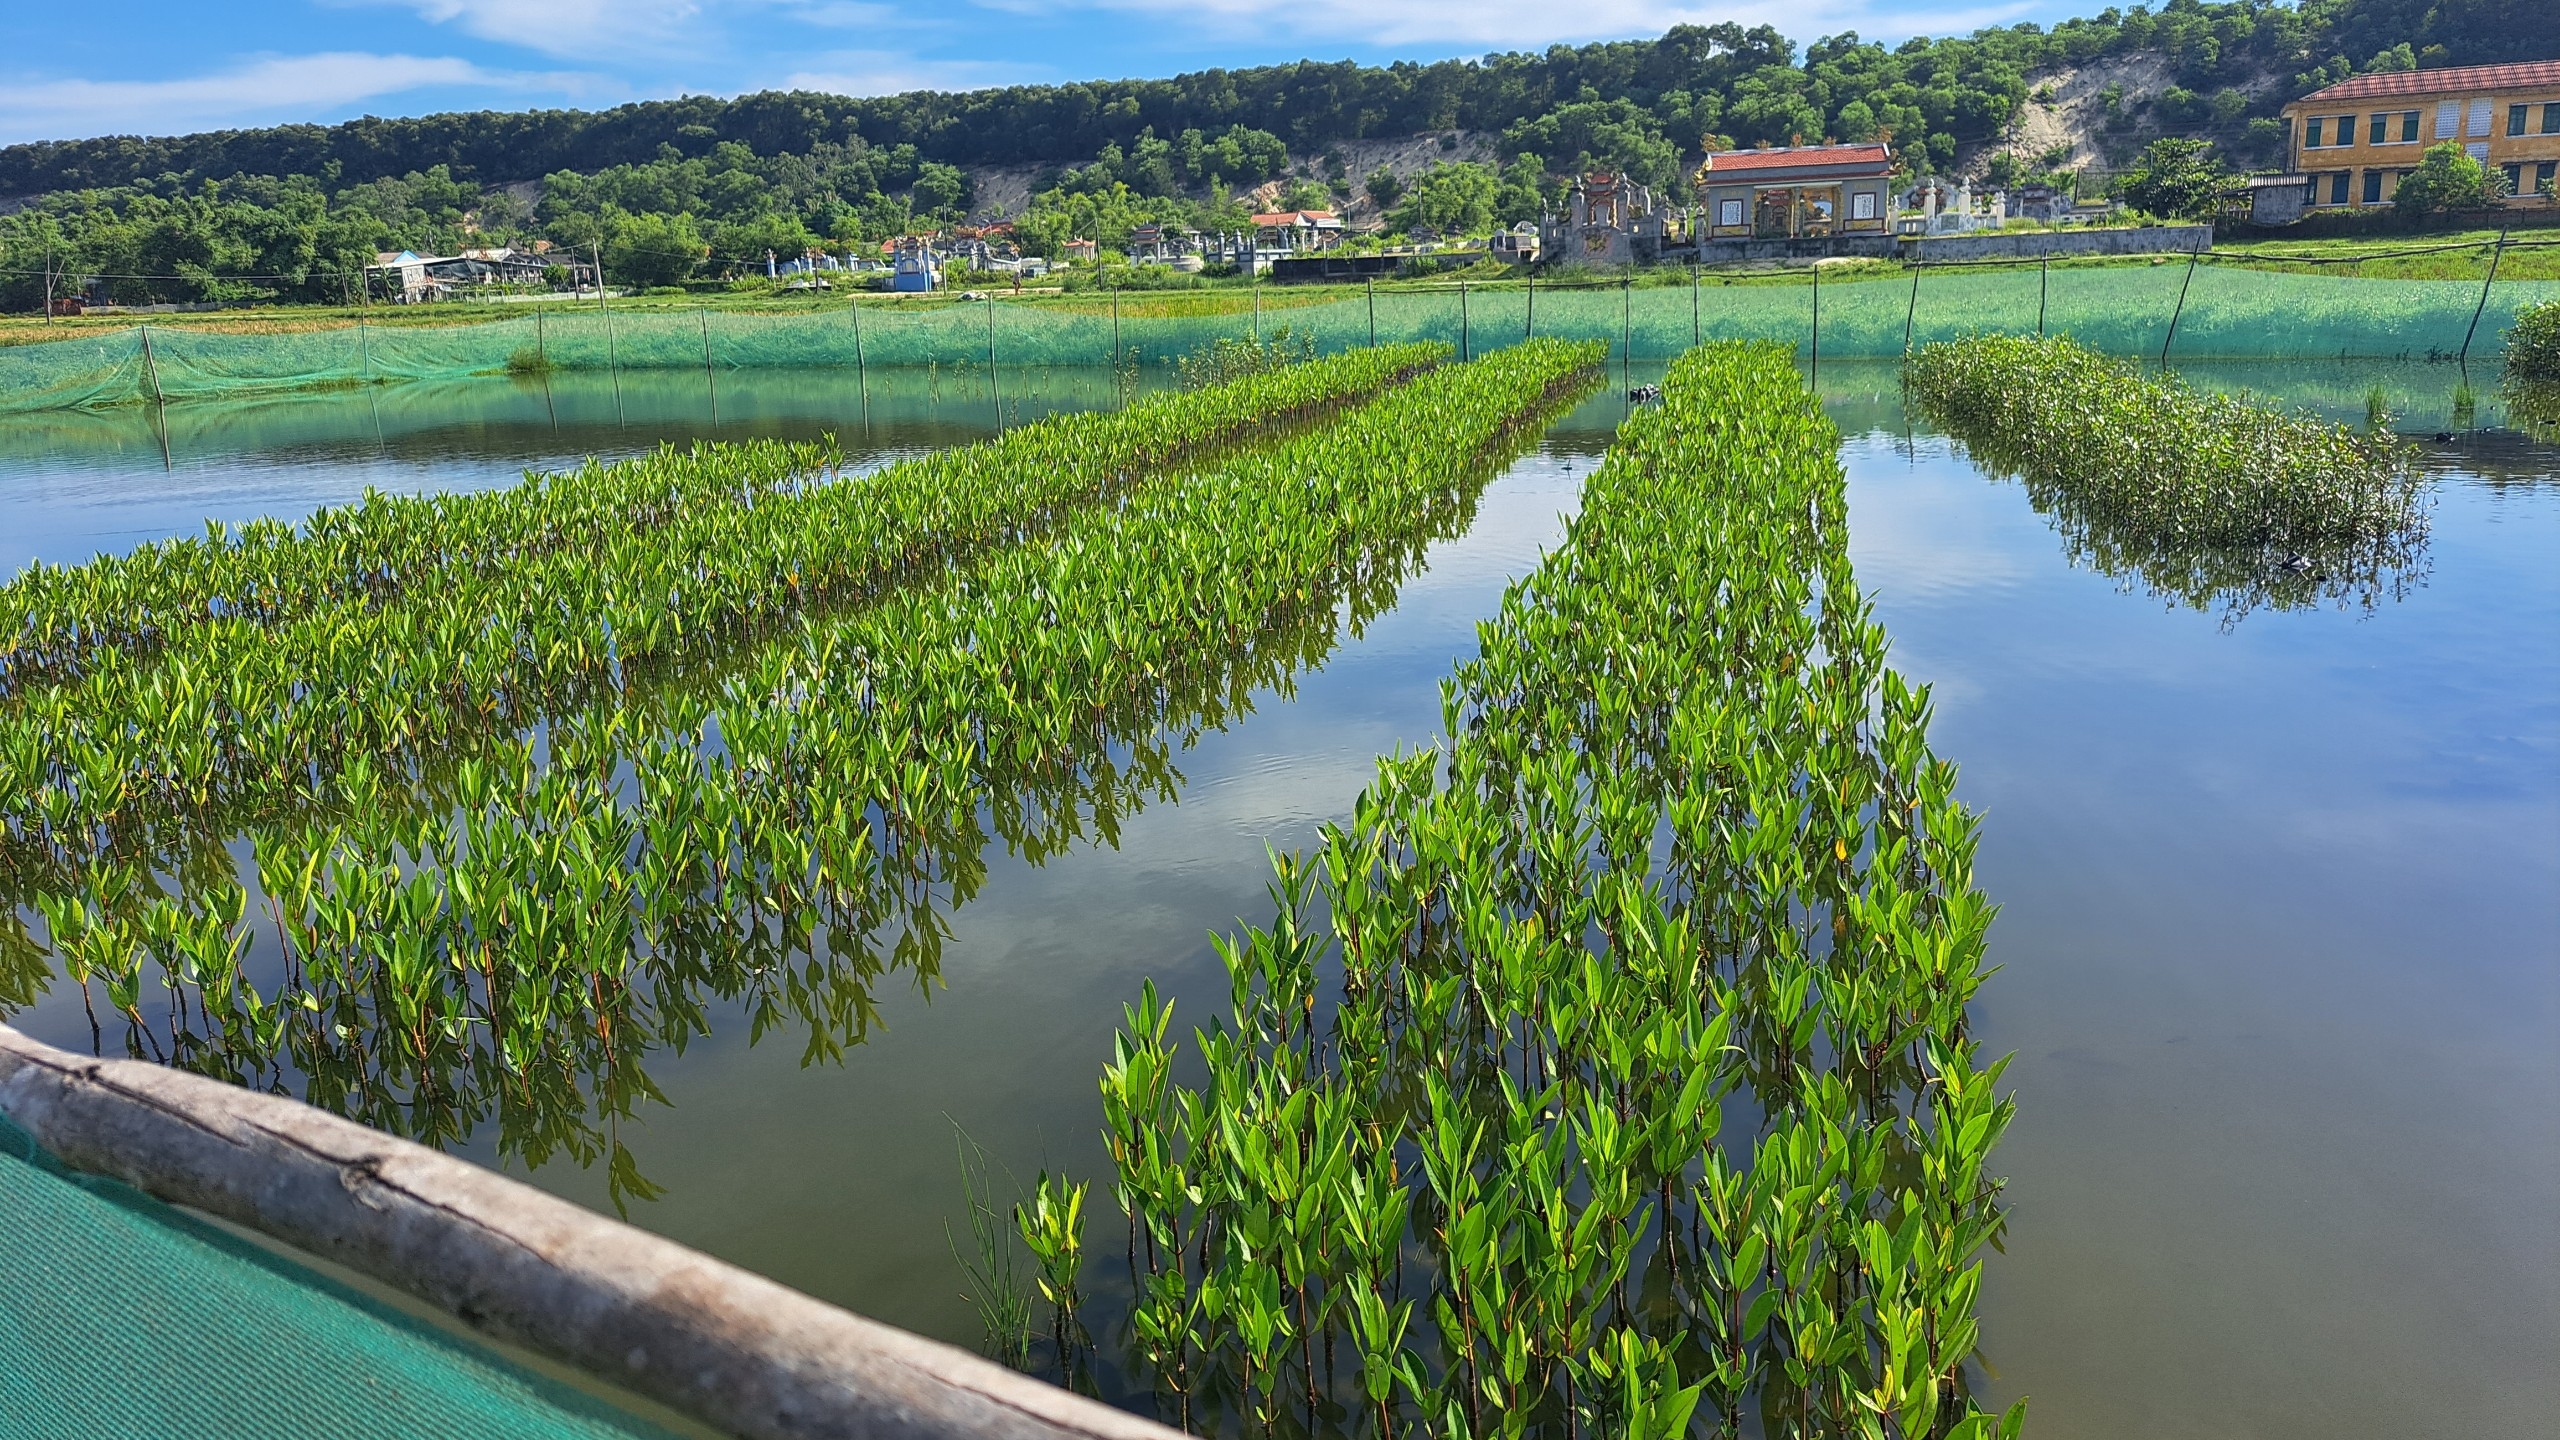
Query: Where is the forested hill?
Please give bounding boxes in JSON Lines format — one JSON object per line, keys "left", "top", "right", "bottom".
{"left": 0, "top": 0, "right": 2540, "bottom": 197}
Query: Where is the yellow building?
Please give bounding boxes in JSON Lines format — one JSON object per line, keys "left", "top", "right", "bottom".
{"left": 2283, "top": 60, "right": 2560, "bottom": 209}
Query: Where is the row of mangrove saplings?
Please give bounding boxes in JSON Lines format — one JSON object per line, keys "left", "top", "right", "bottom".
{"left": 5, "top": 340, "right": 1605, "bottom": 1201}
{"left": 0, "top": 341, "right": 1443, "bottom": 859}
{"left": 1902, "top": 334, "right": 2430, "bottom": 624}
{"left": 1007, "top": 343, "right": 2024, "bottom": 1440}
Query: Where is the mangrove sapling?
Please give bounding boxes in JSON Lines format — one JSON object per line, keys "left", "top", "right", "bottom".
{"left": 1085, "top": 343, "right": 2025, "bottom": 1439}
{"left": 1904, "top": 334, "right": 2430, "bottom": 624}
{"left": 0, "top": 343, "right": 1446, "bottom": 857}
{"left": 2504, "top": 299, "right": 2560, "bottom": 382}
{"left": 8, "top": 341, "right": 1602, "bottom": 1203}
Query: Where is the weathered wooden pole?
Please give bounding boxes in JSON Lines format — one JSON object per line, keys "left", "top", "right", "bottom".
{"left": 0, "top": 1026, "right": 1181, "bottom": 1440}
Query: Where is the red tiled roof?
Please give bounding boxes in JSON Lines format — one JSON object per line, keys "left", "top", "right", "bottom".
{"left": 1251, "top": 210, "right": 1339, "bottom": 226}
{"left": 1703, "top": 143, "right": 1891, "bottom": 174}
{"left": 2295, "top": 60, "right": 2560, "bottom": 105}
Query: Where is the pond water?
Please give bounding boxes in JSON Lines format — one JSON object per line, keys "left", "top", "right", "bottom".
{"left": 2, "top": 361, "right": 2553, "bottom": 1440}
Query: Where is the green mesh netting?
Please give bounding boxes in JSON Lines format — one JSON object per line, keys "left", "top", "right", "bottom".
{"left": 0, "top": 1111, "right": 683, "bottom": 1440}
{"left": 4, "top": 266, "right": 2554, "bottom": 414}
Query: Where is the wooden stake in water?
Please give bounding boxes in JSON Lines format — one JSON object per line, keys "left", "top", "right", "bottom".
{"left": 2037, "top": 253, "right": 2050, "bottom": 338}
{"left": 2159, "top": 235, "right": 2205, "bottom": 367}
{"left": 1904, "top": 263, "right": 1922, "bottom": 353}
{"left": 1525, "top": 272, "right": 1534, "bottom": 339}
{"left": 1690, "top": 258, "right": 1699, "bottom": 347}
{"left": 1111, "top": 283, "right": 1122, "bottom": 407}
{"left": 1810, "top": 264, "right": 1820, "bottom": 378}
{"left": 1252, "top": 279, "right": 1261, "bottom": 343}
{"left": 1460, "top": 283, "right": 1469, "bottom": 361}
{"left": 2458, "top": 225, "right": 2511, "bottom": 366}
{"left": 1368, "top": 277, "right": 1377, "bottom": 347}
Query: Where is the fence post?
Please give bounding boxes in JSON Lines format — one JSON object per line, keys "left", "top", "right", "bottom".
{"left": 2159, "top": 234, "right": 2205, "bottom": 367}
{"left": 699, "top": 307, "right": 719, "bottom": 431}
{"left": 1904, "top": 263, "right": 1922, "bottom": 353}
{"left": 138, "top": 325, "right": 173, "bottom": 470}
{"left": 593, "top": 241, "right": 624, "bottom": 428}
{"left": 138, "top": 323, "right": 165, "bottom": 405}
{"left": 2458, "top": 224, "right": 2512, "bottom": 365}
{"left": 985, "top": 292, "right": 1001, "bottom": 428}
{"left": 850, "top": 293, "right": 867, "bottom": 389}
{"left": 1621, "top": 275, "right": 1632, "bottom": 395}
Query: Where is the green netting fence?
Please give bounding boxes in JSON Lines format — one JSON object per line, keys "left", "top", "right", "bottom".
{"left": 5, "top": 264, "right": 2556, "bottom": 416}
{"left": 0, "top": 1110, "right": 684, "bottom": 1440}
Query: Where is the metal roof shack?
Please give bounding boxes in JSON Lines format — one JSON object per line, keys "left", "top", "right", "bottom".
{"left": 1695, "top": 144, "right": 1895, "bottom": 240}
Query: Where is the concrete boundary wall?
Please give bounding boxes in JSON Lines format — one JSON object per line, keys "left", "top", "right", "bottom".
{"left": 1898, "top": 225, "right": 2211, "bottom": 263}
{"left": 0, "top": 1024, "right": 1178, "bottom": 1440}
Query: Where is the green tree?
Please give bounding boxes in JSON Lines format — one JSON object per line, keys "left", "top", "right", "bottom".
{"left": 2116, "top": 137, "right": 2229, "bottom": 220}
{"left": 910, "top": 161, "right": 972, "bottom": 217}
{"left": 603, "top": 208, "right": 707, "bottom": 287}
{"left": 1506, "top": 98, "right": 1680, "bottom": 190}
{"left": 1387, "top": 162, "right": 1498, "bottom": 237}
{"left": 2389, "top": 141, "right": 2503, "bottom": 220}
{"left": 710, "top": 211, "right": 817, "bottom": 270}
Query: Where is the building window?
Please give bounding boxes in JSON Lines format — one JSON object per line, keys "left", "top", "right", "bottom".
{"left": 1850, "top": 191, "right": 1877, "bottom": 220}
{"left": 2371, "top": 112, "right": 2395, "bottom": 143}
{"left": 2545, "top": 103, "right": 2560, "bottom": 135}
{"left": 2467, "top": 142, "right": 2491, "bottom": 163}
{"left": 2305, "top": 117, "right": 2325, "bottom": 148}
{"left": 2467, "top": 98, "right": 2492, "bottom": 136}
{"left": 2329, "top": 171, "right": 2350, "bottom": 206}
{"left": 2437, "top": 100, "right": 2460, "bottom": 138}
{"left": 2502, "top": 164, "right": 2522, "bottom": 197}
{"left": 2338, "top": 114, "right": 2358, "bottom": 145}
{"left": 1718, "top": 198, "right": 1744, "bottom": 227}
{"left": 2402, "top": 110, "right": 2422, "bottom": 142}
{"left": 2538, "top": 161, "right": 2558, "bottom": 198}
{"left": 2512, "top": 104, "right": 2530, "bottom": 137}
{"left": 2363, "top": 169, "right": 2384, "bottom": 204}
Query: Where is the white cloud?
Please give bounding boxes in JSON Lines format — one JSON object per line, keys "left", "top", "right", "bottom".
{"left": 1006, "top": 0, "right": 2042, "bottom": 51}
{"left": 783, "top": 51, "right": 1049, "bottom": 97}
{"left": 0, "top": 53, "right": 583, "bottom": 146}
{"left": 368, "top": 0, "right": 705, "bottom": 60}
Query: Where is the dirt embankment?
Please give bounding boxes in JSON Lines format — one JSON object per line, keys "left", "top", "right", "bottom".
{"left": 1966, "top": 50, "right": 2290, "bottom": 181}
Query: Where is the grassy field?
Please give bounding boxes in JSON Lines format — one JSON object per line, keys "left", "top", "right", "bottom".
{"left": 3, "top": 228, "right": 2551, "bottom": 353}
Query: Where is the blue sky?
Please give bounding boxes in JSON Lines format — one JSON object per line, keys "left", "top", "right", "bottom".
{"left": 1, "top": 0, "right": 2110, "bottom": 147}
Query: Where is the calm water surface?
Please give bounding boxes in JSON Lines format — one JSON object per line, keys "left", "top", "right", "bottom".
{"left": 3, "top": 362, "right": 2552, "bottom": 1439}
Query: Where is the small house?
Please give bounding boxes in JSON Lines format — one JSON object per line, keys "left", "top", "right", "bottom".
{"left": 1694, "top": 145, "right": 1894, "bottom": 242}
